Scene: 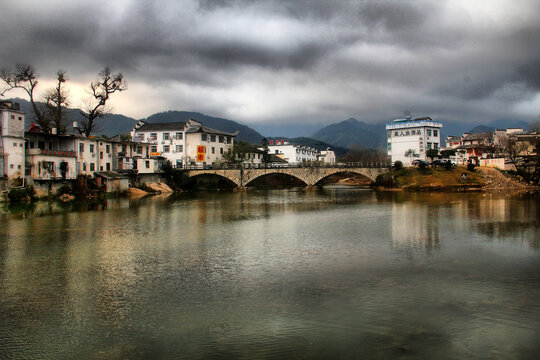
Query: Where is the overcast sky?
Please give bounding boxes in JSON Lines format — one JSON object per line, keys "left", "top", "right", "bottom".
{"left": 1, "top": 0, "right": 539, "bottom": 134}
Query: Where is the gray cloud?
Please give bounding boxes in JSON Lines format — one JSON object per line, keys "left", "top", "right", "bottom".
{"left": 1, "top": 0, "right": 539, "bottom": 127}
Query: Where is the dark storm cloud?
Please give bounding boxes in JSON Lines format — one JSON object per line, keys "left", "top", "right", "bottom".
{"left": 0, "top": 0, "right": 539, "bottom": 124}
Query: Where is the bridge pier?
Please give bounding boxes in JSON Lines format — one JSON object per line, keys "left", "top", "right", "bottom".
{"left": 304, "top": 184, "right": 320, "bottom": 191}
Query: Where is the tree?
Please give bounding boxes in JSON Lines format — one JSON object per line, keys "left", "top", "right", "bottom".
{"left": 341, "top": 145, "right": 387, "bottom": 162}
{"left": 425, "top": 148, "right": 439, "bottom": 163}
{"left": 261, "top": 138, "right": 270, "bottom": 166}
{"left": 0, "top": 64, "right": 47, "bottom": 130}
{"left": 44, "top": 70, "right": 69, "bottom": 134}
{"left": 404, "top": 149, "right": 419, "bottom": 163}
{"left": 80, "top": 67, "right": 127, "bottom": 137}
{"left": 222, "top": 141, "right": 254, "bottom": 164}
{"left": 497, "top": 134, "right": 531, "bottom": 177}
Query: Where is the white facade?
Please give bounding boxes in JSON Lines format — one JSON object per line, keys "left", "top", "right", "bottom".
{"left": 0, "top": 101, "right": 25, "bottom": 179}
{"left": 267, "top": 142, "right": 318, "bottom": 164}
{"left": 386, "top": 116, "right": 443, "bottom": 165}
{"left": 317, "top": 148, "right": 336, "bottom": 163}
{"left": 131, "top": 119, "right": 236, "bottom": 167}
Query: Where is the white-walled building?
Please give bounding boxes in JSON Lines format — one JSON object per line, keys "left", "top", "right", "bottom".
{"left": 131, "top": 119, "right": 237, "bottom": 167}
{"left": 386, "top": 116, "right": 443, "bottom": 165}
{"left": 317, "top": 148, "right": 336, "bottom": 163}
{"left": 267, "top": 140, "right": 318, "bottom": 163}
{"left": 0, "top": 101, "right": 25, "bottom": 180}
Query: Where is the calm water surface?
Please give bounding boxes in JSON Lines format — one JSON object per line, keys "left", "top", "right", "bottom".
{"left": 1, "top": 188, "right": 539, "bottom": 359}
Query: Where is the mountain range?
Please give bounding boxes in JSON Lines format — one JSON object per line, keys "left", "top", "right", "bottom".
{"left": 7, "top": 97, "right": 532, "bottom": 153}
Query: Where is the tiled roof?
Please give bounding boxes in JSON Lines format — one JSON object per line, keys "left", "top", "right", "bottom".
{"left": 136, "top": 122, "right": 187, "bottom": 131}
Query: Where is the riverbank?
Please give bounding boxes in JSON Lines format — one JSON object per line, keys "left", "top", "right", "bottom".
{"left": 374, "top": 165, "right": 537, "bottom": 192}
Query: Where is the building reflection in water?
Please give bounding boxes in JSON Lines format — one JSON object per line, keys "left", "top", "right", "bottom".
{"left": 389, "top": 200, "right": 441, "bottom": 258}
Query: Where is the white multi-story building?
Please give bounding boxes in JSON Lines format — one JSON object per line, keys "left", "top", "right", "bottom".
{"left": 267, "top": 140, "right": 318, "bottom": 164}
{"left": 386, "top": 116, "right": 443, "bottom": 165}
{"left": 0, "top": 101, "right": 25, "bottom": 180}
{"left": 317, "top": 148, "right": 336, "bottom": 163}
{"left": 131, "top": 119, "right": 237, "bottom": 167}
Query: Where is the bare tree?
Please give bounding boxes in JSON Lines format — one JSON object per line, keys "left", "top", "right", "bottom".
{"left": 0, "top": 64, "right": 48, "bottom": 129}
{"left": 80, "top": 67, "right": 127, "bottom": 137}
{"left": 341, "top": 146, "right": 387, "bottom": 163}
{"left": 44, "top": 70, "right": 69, "bottom": 134}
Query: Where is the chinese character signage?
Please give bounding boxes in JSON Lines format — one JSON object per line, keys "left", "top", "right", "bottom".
{"left": 197, "top": 145, "right": 206, "bottom": 161}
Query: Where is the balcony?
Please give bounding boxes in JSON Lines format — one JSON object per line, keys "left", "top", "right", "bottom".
{"left": 27, "top": 149, "right": 77, "bottom": 157}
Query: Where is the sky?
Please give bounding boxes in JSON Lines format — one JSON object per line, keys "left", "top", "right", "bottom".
{"left": 1, "top": 0, "right": 539, "bottom": 136}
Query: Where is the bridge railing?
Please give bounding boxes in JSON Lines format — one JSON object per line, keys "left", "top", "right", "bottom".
{"left": 180, "top": 162, "right": 391, "bottom": 171}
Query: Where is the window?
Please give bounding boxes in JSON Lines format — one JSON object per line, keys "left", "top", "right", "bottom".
{"left": 219, "top": 136, "right": 224, "bottom": 143}
{"left": 83, "top": 163, "right": 87, "bottom": 171}
{"left": 18, "top": 165, "right": 21, "bottom": 169}
{"left": 433, "top": 130, "right": 438, "bottom": 137}
{"left": 30, "top": 141, "right": 34, "bottom": 148}
{"left": 20, "top": 143, "right": 23, "bottom": 147}
{"left": 387, "top": 131, "right": 392, "bottom": 138}
{"left": 163, "top": 133, "right": 170, "bottom": 140}
{"left": 121, "top": 144, "right": 127, "bottom": 153}
{"left": 163, "top": 145, "right": 170, "bottom": 153}
{"left": 150, "top": 133, "right": 157, "bottom": 140}
{"left": 145, "top": 160, "right": 150, "bottom": 168}
{"left": 137, "top": 146, "right": 142, "bottom": 154}
{"left": 226, "top": 137, "right": 231, "bottom": 144}
{"left": 434, "top": 143, "right": 439, "bottom": 149}
{"left": 202, "top": 134, "right": 208, "bottom": 141}
{"left": 387, "top": 143, "right": 392, "bottom": 150}
{"left": 100, "top": 152, "right": 103, "bottom": 159}
{"left": 106, "top": 163, "right": 111, "bottom": 171}
{"left": 427, "top": 129, "right": 432, "bottom": 136}
{"left": 175, "top": 132, "right": 182, "bottom": 140}
{"left": 210, "top": 134, "right": 216, "bottom": 142}
{"left": 10, "top": 115, "right": 14, "bottom": 119}
{"left": 13, "top": 142, "right": 17, "bottom": 147}
{"left": 90, "top": 163, "right": 95, "bottom": 171}
{"left": 10, "top": 164, "right": 13, "bottom": 169}
{"left": 220, "top": 148, "right": 223, "bottom": 154}
{"left": 427, "top": 142, "right": 432, "bottom": 149}
{"left": 90, "top": 144, "right": 95, "bottom": 153}
{"left": 79, "top": 143, "right": 84, "bottom": 153}
{"left": 176, "top": 145, "right": 183, "bottom": 152}
{"left": 212, "top": 147, "right": 215, "bottom": 154}
{"left": 106, "top": 145, "right": 110, "bottom": 153}
{"left": 100, "top": 166, "right": 103, "bottom": 171}
{"left": 150, "top": 145, "right": 157, "bottom": 153}
{"left": 18, "top": 116, "right": 22, "bottom": 121}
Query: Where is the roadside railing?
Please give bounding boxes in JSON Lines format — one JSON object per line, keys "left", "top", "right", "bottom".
{"left": 178, "top": 162, "right": 391, "bottom": 171}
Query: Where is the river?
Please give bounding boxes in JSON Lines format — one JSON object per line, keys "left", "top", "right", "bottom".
{"left": 1, "top": 188, "right": 539, "bottom": 359}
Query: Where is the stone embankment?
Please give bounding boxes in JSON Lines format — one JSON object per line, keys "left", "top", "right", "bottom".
{"left": 476, "top": 167, "right": 532, "bottom": 191}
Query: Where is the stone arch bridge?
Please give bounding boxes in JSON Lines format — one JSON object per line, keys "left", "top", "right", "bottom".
{"left": 184, "top": 163, "right": 390, "bottom": 189}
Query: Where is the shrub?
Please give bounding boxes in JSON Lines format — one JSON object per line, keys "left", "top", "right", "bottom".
{"left": 57, "top": 184, "right": 72, "bottom": 196}
{"left": 467, "top": 162, "right": 476, "bottom": 172}
{"left": 418, "top": 161, "right": 427, "bottom": 170}
{"left": 444, "top": 161, "right": 453, "bottom": 170}
{"left": 373, "top": 173, "right": 397, "bottom": 188}
{"left": 393, "top": 161, "right": 403, "bottom": 171}
{"left": 7, "top": 186, "right": 36, "bottom": 203}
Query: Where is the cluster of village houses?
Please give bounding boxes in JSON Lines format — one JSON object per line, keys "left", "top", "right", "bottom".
{"left": 386, "top": 115, "right": 539, "bottom": 169}
{"left": 0, "top": 100, "right": 336, "bottom": 191}
{"left": 2, "top": 99, "right": 538, "bottom": 192}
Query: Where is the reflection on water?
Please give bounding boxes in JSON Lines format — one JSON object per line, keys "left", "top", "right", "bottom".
{"left": 1, "top": 189, "right": 539, "bottom": 359}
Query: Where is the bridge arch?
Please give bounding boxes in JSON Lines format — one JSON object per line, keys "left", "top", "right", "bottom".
{"left": 184, "top": 171, "right": 240, "bottom": 188}
{"left": 244, "top": 171, "right": 307, "bottom": 188}
{"left": 312, "top": 169, "right": 376, "bottom": 186}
